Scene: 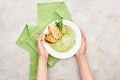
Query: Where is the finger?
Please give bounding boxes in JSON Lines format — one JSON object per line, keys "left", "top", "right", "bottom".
{"left": 79, "top": 28, "right": 87, "bottom": 47}
{"left": 42, "top": 34, "right": 45, "bottom": 42}
{"left": 36, "top": 38, "right": 42, "bottom": 45}
{"left": 37, "top": 32, "right": 44, "bottom": 43}
{"left": 39, "top": 32, "right": 43, "bottom": 39}
{"left": 79, "top": 28, "right": 85, "bottom": 42}
{"left": 37, "top": 37, "right": 45, "bottom": 48}
{"left": 38, "top": 40, "right": 44, "bottom": 50}
{"left": 79, "top": 28, "right": 85, "bottom": 44}
{"left": 80, "top": 28, "right": 86, "bottom": 39}
{"left": 79, "top": 28, "right": 84, "bottom": 39}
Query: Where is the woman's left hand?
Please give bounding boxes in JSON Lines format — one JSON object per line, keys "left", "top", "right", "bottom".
{"left": 36, "top": 32, "right": 49, "bottom": 62}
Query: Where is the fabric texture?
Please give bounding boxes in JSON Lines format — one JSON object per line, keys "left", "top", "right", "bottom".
{"left": 16, "top": 2, "right": 72, "bottom": 80}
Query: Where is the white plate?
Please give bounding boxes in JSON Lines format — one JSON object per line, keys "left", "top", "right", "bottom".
{"left": 43, "top": 20, "right": 82, "bottom": 59}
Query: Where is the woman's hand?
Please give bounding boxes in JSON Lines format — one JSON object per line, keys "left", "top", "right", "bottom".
{"left": 36, "top": 32, "right": 49, "bottom": 62}
{"left": 76, "top": 28, "right": 87, "bottom": 59}
{"left": 36, "top": 32, "right": 48, "bottom": 80}
{"left": 75, "top": 29, "right": 94, "bottom": 80}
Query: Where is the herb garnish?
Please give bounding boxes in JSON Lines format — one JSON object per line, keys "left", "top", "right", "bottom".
{"left": 55, "top": 17, "right": 63, "bottom": 30}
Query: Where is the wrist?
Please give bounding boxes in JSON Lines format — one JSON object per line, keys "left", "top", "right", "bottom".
{"left": 76, "top": 54, "right": 86, "bottom": 61}
{"left": 76, "top": 54, "right": 86, "bottom": 60}
{"left": 76, "top": 55, "right": 88, "bottom": 67}
{"left": 39, "top": 56, "right": 48, "bottom": 64}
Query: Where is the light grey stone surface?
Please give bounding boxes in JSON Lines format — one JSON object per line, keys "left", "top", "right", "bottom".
{"left": 0, "top": 0, "right": 120, "bottom": 80}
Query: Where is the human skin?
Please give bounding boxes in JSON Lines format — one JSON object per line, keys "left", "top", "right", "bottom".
{"left": 75, "top": 29, "right": 94, "bottom": 80}
{"left": 36, "top": 32, "right": 48, "bottom": 80}
{"left": 36, "top": 29, "right": 94, "bottom": 80}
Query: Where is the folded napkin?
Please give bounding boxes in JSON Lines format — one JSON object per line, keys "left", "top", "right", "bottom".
{"left": 16, "top": 2, "right": 72, "bottom": 80}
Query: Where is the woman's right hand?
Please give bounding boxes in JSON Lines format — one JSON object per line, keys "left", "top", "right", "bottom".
{"left": 75, "top": 28, "right": 87, "bottom": 59}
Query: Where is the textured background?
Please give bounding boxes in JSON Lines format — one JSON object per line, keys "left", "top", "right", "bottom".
{"left": 0, "top": 0, "right": 120, "bottom": 80}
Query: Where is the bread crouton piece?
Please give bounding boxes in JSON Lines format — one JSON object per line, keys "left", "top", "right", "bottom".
{"left": 45, "top": 34, "right": 58, "bottom": 44}
{"left": 48, "top": 23, "right": 63, "bottom": 40}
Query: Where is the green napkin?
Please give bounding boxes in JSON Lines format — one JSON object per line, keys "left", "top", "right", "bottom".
{"left": 16, "top": 2, "right": 72, "bottom": 80}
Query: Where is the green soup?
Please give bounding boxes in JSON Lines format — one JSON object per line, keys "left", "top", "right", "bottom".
{"left": 50, "top": 25, "right": 76, "bottom": 53}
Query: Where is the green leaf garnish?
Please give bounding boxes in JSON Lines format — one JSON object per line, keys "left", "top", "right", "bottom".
{"left": 55, "top": 17, "right": 63, "bottom": 30}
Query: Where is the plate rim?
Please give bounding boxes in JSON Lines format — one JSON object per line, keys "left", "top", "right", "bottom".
{"left": 43, "top": 20, "right": 82, "bottom": 59}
